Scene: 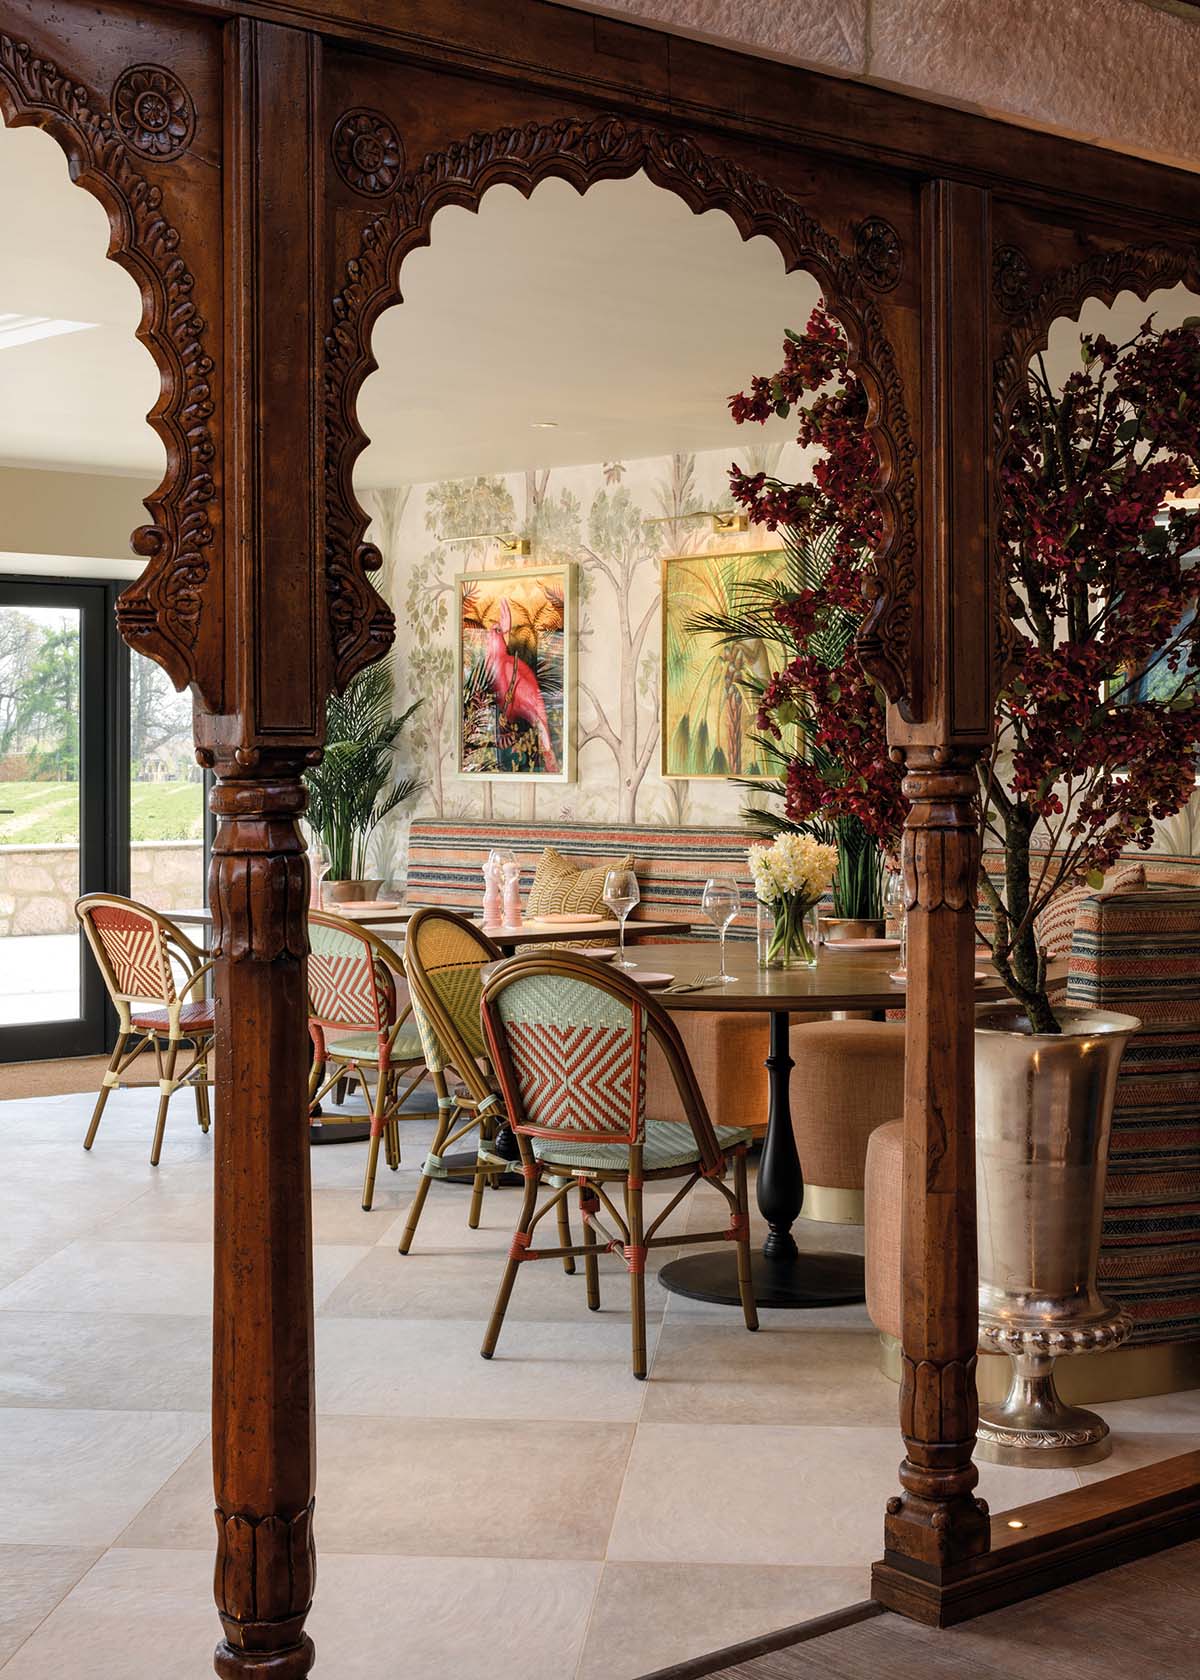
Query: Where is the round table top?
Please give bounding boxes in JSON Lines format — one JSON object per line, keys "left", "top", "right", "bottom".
{"left": 609, "top": 940, "right": 1016, "bottom": 1013}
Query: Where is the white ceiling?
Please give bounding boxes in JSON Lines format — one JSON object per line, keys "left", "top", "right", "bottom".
{"left": 0, "top": 118, "right": 810, "bottom": 485}
{"left": 1, "top": 109, "right": 1196, "bottom": 490}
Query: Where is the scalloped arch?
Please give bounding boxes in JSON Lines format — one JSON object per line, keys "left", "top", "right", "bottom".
{"left": 0, "top": 31, "right": 218, "bottom": 707}
{"left": 324, "top": 113, "right": 920, "bottom": 713}
{"left": 991, "top": 239, "right": 1200, "bottom": 683}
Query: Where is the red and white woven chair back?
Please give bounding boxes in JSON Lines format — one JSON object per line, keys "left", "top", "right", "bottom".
{"left": 79, "top": 897, "right": 177, "bottom": 1005}
{"left": 307, "top": 913, "right": 393, "bottom": 1034}
{"left": 484, "top": 969, "right": 646, "bottom": 1146}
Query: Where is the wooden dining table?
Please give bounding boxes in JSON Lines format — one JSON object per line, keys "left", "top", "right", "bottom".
{"left": 166, "top": 904, "right": 699, "bottom": 956}
{"left": 606, "top": 939, "right": 1025, "bottom": 1311}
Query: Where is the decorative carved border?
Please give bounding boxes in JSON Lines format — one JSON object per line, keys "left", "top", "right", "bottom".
{"left": 324, "top": 113, "right": 920, "bottom": 710}
{"left": 0, "top": 32, "right": 217, "bottom": 705}
{"left": 992, "top": 239, "right": 1200, "bottom": 684}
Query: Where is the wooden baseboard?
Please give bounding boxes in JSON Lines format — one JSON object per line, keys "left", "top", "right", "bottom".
{"left": 634, "top": 1600, "right": 882, "bottom": 1679}
{"left": 872, "top": 1450, "right": 1200, "bottom": 1626}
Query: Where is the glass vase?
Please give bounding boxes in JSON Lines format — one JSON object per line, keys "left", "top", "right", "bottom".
{"left": 757, "top": 895, "right": 819, "bottom": 970}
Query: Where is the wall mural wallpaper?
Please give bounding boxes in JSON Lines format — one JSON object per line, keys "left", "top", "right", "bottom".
{"left": 661, "top": 546, "right": 786, "bottom": 779}
{"left": 360, "top": 454, "right": 1200, "bottom": 888}
{"left": 457, "top": 563, "right": 576, "bottom": 781}
{"left": 357, "top": 443, "right": 800, "bottom": 878}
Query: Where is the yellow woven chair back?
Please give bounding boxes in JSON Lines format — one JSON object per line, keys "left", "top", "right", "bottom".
{"left": 403, "top": 908, "right": 501, "bottom": 1091}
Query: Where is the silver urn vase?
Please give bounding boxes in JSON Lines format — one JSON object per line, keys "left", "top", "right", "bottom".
{"left": 974, "top": 1004, "right": 1139, "bottom": 1467}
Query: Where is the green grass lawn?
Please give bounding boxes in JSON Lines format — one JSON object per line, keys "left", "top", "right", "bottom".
{"left": 0, "top": 781, "right": 205, "bottom": 845}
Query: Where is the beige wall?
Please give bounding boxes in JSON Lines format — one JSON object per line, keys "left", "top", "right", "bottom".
{"left": 564, "top": 1, "right": 1200, "bottom": 171}
{"left": 0, "top": 465, "right": 153, "bottom": 568}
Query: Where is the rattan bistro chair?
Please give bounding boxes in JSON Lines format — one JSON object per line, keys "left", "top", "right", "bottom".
{"left": 399, "top": 907, "right": 570, "bottom": 1256}
{"left": 480, "top": 950, "right": 759, "bottom": 1378}
{"left": 307, "top": 910, "right": 430, "bottom": 1211}
{"left": 76, "top": 893, "right": 214, "bottom": 1165}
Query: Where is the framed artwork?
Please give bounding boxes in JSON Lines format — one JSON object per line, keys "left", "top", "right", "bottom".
{"left": 661, "top": 545, "right": 787, "bottom": 779}
{"left": 455, "top": 563, "right": 576, "bottom": 782}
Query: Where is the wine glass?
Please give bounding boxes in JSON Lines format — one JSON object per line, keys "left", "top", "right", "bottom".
{"left": 884, "top": 864, "right": 906, "bottom": 976}
{"left": 603, "top": 868, "right": 640, "bottom": 969}
{"left": 701, "top": 876, "right": 741, "bottom": 983}
{"left": 307, "top": 835, "right": 330, "bottom": 909}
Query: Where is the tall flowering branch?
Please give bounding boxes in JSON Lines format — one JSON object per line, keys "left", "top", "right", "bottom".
{"left": 982, "top": 318, "right": 1200, "bottom": 1027}
{"left": 724, "top": 308, "right": 906, "bottom": 867}
{"left": 726, "top": 306, "right": 1200, "bottom": 1031}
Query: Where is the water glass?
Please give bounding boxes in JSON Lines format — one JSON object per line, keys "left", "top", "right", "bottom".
{"left": 701, "top": 876, "right": 740, "bottom": 983}
{"left": 603, "top": 868, "right": 640, "bottom": 969}
{"left": 884, "top": 865, "right": 906, "bottom": 977}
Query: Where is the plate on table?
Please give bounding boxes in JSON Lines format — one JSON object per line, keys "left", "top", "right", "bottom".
{"left": 573, "top": 945, "right": 618, "bottom": 960}
{"left": 536, "top": 911, "right": 606, "bottom": 925}
{"left": 823, "top": 936, "right": 900, "bottom": 951}
{"left": 330, "top": 899, "right": 402, "bottom": 916}
{"left": 630, "top": 971, "right": 673, "bottom": 990}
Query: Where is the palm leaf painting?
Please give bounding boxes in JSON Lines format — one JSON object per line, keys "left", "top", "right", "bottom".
{"left": 661, "top": 547, "right": 787, "bottom": 778}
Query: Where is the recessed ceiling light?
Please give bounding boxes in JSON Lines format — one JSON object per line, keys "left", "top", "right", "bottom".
{"left": 0, "top": 313, "right": 98, "bottom": 351}
{"left": 530, "top": 420, "right": 558, "bottom": 429}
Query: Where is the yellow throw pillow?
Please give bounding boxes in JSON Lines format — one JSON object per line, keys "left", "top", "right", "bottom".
{"left": 525, "top": 847, "right": 634, "bottom": 945}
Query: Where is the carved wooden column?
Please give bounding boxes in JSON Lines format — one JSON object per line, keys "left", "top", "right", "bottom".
{"left": 873, "top": 180, "right": 1000, "bottom": 1612}
{"left": 200, "top": 19, "right": 336, "bottom": 1678}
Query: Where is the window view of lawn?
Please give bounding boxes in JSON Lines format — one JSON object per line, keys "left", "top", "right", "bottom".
{"left": 0, "top": 779, "right": 203, "bottom": 844}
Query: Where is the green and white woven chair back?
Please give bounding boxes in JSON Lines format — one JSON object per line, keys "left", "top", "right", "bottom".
{"left": 491, "top": 972, "right": 646, "bottom": 1144}
{"left": 307, "top": 916, "right": 389, "bottom": 1033}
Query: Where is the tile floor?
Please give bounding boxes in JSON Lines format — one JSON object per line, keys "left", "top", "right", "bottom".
{"left": 1, "top": 1084, "right": 1198, "bottom": 1678}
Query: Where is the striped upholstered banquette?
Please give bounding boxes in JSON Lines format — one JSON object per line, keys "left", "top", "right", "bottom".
{"left": 406, "top": 819, "right": 759, "bottom": 938}
{"left": 1067, "top": 885, "right": 1200, "bottom": 1348}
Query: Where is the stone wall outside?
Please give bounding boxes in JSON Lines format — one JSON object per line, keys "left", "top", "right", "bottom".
{"left": 0, "top": 841, "right": 204, "bottom": 936}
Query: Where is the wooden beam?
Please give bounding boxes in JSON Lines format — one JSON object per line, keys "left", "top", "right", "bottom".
{"left": 874, "top": 1452, "right": 1200, "bottom": 1626}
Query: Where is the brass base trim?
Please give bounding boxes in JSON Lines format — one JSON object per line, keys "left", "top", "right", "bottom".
{"left": 878, "top": 1332, "right": 1200, "bottom": 1402}
{"left": 800, "top": 1183, "right": 865, "bottom": 1225}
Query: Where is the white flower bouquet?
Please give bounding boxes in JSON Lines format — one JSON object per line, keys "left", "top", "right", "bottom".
{"left": 748, "top": 833, "right": 838, "bottom": 968}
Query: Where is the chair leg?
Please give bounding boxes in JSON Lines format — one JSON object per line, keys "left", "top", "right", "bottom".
{"left": 385, "top": 1116, "right": 401, "bottom": 1171}
{"left": 400, "top": 1090, "right": 452, "bottom": 1255}
{"left": 193, "top": 1053, "right": 211, "bottom": 1134}
{"left": 362, "top": 1132, "right": 382, "bottom": 1211}
{"left": 556, "top": 1188, "right": 576, "bottom": 1276}
{"left": 628, "top": 1178, "right": 648, "bottom": 1379}
{"left": 84, "top": 1032, "right": 128, "bottom": 1150}
{"left": 467, "top": 1158, "right": 488, "bottom": 1230}
{"left": 150, "top": 1038, "right": 179, "bottom": 1167}
{"left": 481, "top": 1171, "right": 538, "bottom": 1361}
{"left": 734, "top": 1149, "right": 759, "bottom": 1333}
{"left": 581, "top": 1185, "right": 600, "bottom": 1312}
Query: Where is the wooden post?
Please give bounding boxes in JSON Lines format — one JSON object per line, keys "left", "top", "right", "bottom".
{"left": 201, "top": 18, "right": 330, "bottom": 1678}
{"left": 875, "top": 179, "right": 998, "bottom": 1596}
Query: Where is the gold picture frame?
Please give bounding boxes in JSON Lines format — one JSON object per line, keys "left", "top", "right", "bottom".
{"left": 455, "top": 561, "right": 577, "bottom": 783}
{"left": 660, "top": 545, "right": 787, "bottom": 780}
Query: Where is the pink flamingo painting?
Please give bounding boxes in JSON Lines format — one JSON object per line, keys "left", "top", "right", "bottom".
{"left": 484, "top": 597, "right": 560, "bottom": 774}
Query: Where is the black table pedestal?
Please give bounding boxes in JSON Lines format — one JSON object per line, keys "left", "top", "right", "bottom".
{"left": 658, "top": 1007, "right": 866, "bottom": 1310}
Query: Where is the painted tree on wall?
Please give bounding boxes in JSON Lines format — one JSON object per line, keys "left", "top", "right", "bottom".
{"left": 576, "top": 476, "right": 666, "bottom": 824}
{"left": 404, "top": 476, "right": 516, "bottom": 816}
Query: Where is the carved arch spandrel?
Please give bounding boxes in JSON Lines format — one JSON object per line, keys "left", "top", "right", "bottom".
{"left": 991, "top": 239, "right": 1200, "bottom": 688}
{"left": 0, "top": 30, "right": 221, "bottom": 710}
{"left": 324, "top": 113, "right": 921, "bottom": 716}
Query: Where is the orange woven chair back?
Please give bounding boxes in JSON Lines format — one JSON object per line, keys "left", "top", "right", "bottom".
{"left": 76, "top": 894, "right": 179, "bottom": 1006}
{"left": 307, "top": 910, "right": 399, "bottom": 1035}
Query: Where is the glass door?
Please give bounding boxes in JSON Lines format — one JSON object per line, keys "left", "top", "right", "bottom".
{"left": 0, "top": 578, "right": 118, "bottom": 1060}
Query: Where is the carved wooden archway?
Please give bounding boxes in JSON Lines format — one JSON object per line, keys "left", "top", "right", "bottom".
{"left": 322, "top": 113, "right": 920, "bottom": 711}
{"left": 0, "top": 30, "right": 222, "bottom": 707}
{"left": 2, "top": 4, "right": 1200, "bottom": 1676}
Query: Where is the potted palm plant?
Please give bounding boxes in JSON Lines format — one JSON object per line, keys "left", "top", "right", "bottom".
{"left": 304, "top": 659, "right": 424, "bottom": 900}
{"left": 690, "top": 307, "right": 906, "bottom": 930}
